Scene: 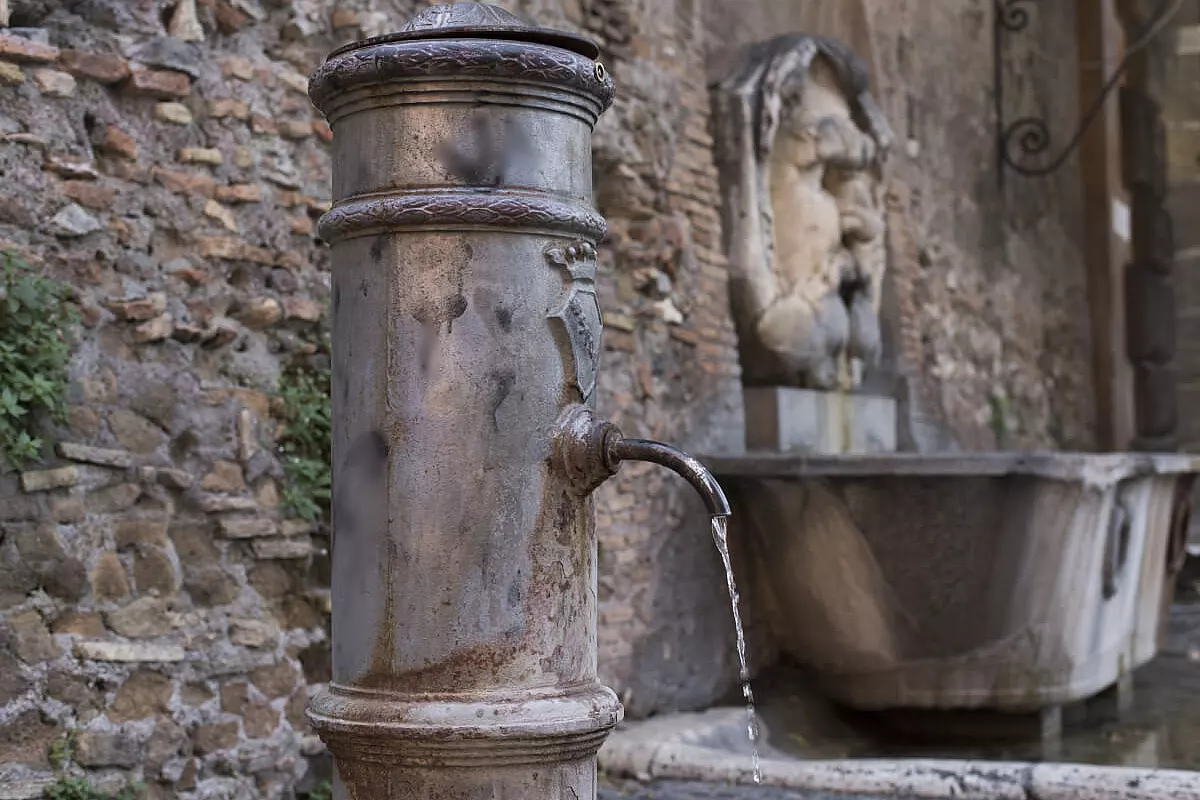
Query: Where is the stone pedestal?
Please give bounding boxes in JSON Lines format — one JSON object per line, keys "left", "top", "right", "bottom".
{"left": 744, "top": 387, "right": 896, "bottom": 454}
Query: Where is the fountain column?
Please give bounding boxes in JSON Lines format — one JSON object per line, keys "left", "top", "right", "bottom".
{"left": 306, "top": 4, "right": 621, "bottom": 798}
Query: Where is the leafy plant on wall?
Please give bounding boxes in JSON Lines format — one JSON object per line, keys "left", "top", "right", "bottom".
{"left": 276, "top": 316, "right": 332, "bottom": 522}
{"left": 45, "top": 731, "right": 145, "bottom": 800}
{"left": 0, "top": 252, "right": 77, "bottom": 471}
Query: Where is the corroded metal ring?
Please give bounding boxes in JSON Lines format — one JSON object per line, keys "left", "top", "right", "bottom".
{"left": 317, "top": 192, "right": 608, "bottom": 243}
{"left": 309, "top": 39, "right": 615, "bottom": 123}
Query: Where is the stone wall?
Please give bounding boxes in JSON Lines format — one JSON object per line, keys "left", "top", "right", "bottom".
{"left": 0, "top": 0, "right": 748, "bottom": 794}
{"left": 0, "top": 0, "right": 1109, "bottom": 797}
{"left": 1164, "top": 1, "right": 1200, "bottom": 546}
{"left": 706, "top": 0, "right": 1096, "bottom": 452}
{"left": 0, "top": 1, "right": 350, "bottom": 797}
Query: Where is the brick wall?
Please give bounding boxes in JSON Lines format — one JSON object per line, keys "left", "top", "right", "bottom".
{"left": 1163, "top": 0, "right": 1200, "bottom": 545}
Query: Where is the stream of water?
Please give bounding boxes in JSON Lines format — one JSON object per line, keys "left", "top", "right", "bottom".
{"left": 711, "top": 514, "right": 763, "bottom": 784}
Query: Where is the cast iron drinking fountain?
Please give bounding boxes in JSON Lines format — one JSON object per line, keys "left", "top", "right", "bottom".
{"left": 306, "top": 4, "right": 732, "bottom": 798}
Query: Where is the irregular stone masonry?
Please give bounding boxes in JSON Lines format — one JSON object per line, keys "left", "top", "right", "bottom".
{"left": 0, "top": 0, "right": 749, "bottom": 795}
{"left": 0, "top": 3, "right": 341, "bottom": 797}
{"left": 0, "top": 0, "right": 1105, "bottom": 797}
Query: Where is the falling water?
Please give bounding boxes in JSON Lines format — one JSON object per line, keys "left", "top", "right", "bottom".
{"left": 710, "top": 514, "right": 762, "bottom": 784}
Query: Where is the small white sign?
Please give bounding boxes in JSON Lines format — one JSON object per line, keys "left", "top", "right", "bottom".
{"left": 1112, "top": 197, "right": 1131, "bottom": 243}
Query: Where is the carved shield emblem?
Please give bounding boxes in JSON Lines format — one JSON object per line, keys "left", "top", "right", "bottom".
{"left": 550, "top": 286, "right": 603, "bottom": 402}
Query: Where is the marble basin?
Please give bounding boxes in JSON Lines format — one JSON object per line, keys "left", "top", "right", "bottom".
{"left": 705, "top": 453, "right": 1198, "bottom": 712}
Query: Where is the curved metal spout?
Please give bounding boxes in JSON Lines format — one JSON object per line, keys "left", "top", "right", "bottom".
{"left": 606, "top": 437, "right": 732, "bottom": 518}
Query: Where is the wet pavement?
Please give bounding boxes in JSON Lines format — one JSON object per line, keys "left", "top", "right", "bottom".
{"left": 752, "top": 586, "right": 1200, "bottom": 770}
{"left": 599, "top": 779, "right": 862, "bottom": 800}
{"left": 601, "top": 573, "right": 1200, "bottom": 797}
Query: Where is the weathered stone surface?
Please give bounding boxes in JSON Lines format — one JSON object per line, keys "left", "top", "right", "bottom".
{"left": 0, "top": 634, "right": 30, "bottom": 703}
{"left": 229, "top": 618, "right": 277, "bottom": 648}
{"left": 62, "top": 180, "right": 116, "bottom": 210}
{"left": 0, "top": 777, "right": 55, "bottom": 800}
{"left": 201, "top": 461, "right": 245, "bottom": 494}
{"left": 48, "top": 494, "right": 85, "bottom": 524}
{"left": 215, "top": 183, "right": 262, "bottom": 204}
{"left": 251, "top": 538, "right": 311, "bottom": 560}
{"left": 101, "top": 126, "right": 138, "bottom": 159}
{"left": 0, "top": 709, "right": 59, "bottom": 768}
{"left": 192, "top": 721, "right": 238, "bottom": 754}
{"left": 155, "top": 468, "right": 194, "bottom": 490}
{"left": 9, "top": 610, "right": 60, "bottom": 662}
{"left": 0, "top": 34, "right": 58, "bottom": 62}
{"left": 0, "top": 61, "right": 23, "bottom": 85}
{"left": 108, "top": 671, "right": 174, "bottom": 722}
{"left": 244, "top": 701, "right": 279, "bottom": 738}
{"left": 246, "top": 563, "right": 292, "bottom": 600}
{"left": 52, "top": 610, "right": 105, "bottom": 637}
{"left": 282, "top": 296, "right": 322, "bottom": 322}
{"left": 91, "top": 552, "right": 130, "bottom": 602}
{"left": 234, "top": 298, "right": 282, "bottom": 328}
{"left": 145, "top": 717, "right": 188, "bottom": 776}
{"left": 179, "top": 147, "right": 222, "bottom": 165}
{"left": 219, "top": 516, "right": 275, "bottom": 539}
{"left": 180, "top": 682, "right": 213, "bottom": 706}
{"left": 209, "top": 98, "right": 249, "bottom": 119}
{"left": 56, "top": 442, "right": 132, "bottom": 468}
{"left": 106, "top": 597, "right": 172, "bottom": 638}
{"left": 204, "top": 199, "right": 238, "bottom": 231}
{"left": 184, "top": 569, "right": 240, "bottom": 607}
{"left": 31, "top": 68, "right": 75, "bottom": 96}
{"left": 20, "top": 466, "right": 79, "bottom": 492}
{"left": 154, "top": 101, "right": 193, "bottom": 125}
{"left": 87, "top": 482, "right": 143, "bottom": 513}
{"left": 221, "top": 56, "right": 254, "bottom": 80}
{"left": 48, "top": 203, "right": 100, "bottom": 237}
{"left": 133, "top": 546, "right": 180, "bottom": 596}
{"left": 126, "top": 66, "right": 189, "bottom": 98}
{"left": 42, "top": 558, "right": 87, "bottom": 603}
{"left": 168, "top": 520, "right": 218, "bottom": 566}
{"left": 134, "top": 314, "right": 173, "bottom": 343}
{"left": 45, "top": 669, "right": 99, "bottom": 717}
{"left": 58, "top": 50, "right": 130, "bottom": 83}
{"left": 115, "top": 518, "right": 169, "bottom": 549}
{"left": 76, "top": 731, "right": 140, "bottom": 767}
{"left": 75, "top": 641, "right": 184, "bottom": 663}
{"left": 107, "top": 292, "right": 166, "bottom": 321}
{"left": 108, "top": 410, "right": 166, "bottom": 455}
{"left": 284, "top": 688, "right": 308, "bottom": 730}
{"left": 46, "top": 157, "right": 98, "bottom": 179}
{"left": 249, "top": 662, "right": 299, "bottom": 699}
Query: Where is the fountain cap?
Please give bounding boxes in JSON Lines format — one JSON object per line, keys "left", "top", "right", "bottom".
{"left": 327, "top": 2, "right": 601, "bottom": 61}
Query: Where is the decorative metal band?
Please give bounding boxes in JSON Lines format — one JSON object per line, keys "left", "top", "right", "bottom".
{"left": 310, "top": 39, "right": 614, "bottom": 121}
{"left": 322, "top": 728, "right": 614, "bottom": 767}
{"left": 307, "top": 684, "right": 622, "bottom": 767}
{"left": 318, "top": 193, "right": 607, "bottom": 243}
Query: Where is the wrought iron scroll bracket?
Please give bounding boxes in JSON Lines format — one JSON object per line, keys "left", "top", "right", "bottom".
{"left": 993, "top": 0, "right": 1163, "bottom": 186}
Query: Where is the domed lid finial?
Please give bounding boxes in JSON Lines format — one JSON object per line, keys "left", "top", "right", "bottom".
{"left": 400, "top": 3, "right": 527, "bottom": 32}
{"left": 328, "top": 1, "right": 600, "bottom": 60}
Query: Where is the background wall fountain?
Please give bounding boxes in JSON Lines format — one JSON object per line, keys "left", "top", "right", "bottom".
{"left": 704, "top": 28, "right": 1200, "bottom": 741}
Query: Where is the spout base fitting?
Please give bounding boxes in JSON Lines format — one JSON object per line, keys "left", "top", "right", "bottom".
{"left": 307, "top": 682, "right": 621, "bottom": 768}
{"left": 554, "top": 404, "right": 622, "bottom": 494}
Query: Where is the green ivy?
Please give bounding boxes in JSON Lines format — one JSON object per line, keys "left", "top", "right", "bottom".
{"left": 0, "top": 252, "right": 77, "bottom": 471}
{"left": 277, "top": 361, "right": 332, "bottom": 522}
{"left": 308, "top": 781, "right": 333, "bottom": 800}
{"left": 44, "top": 732, "right": 144, "bottom": 800}
{"left": 44, "top": 779, "right": 144, "bottom": 800}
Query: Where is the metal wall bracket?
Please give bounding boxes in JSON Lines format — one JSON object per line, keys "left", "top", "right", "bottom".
{"left": 993, "top": 0, "right": 1165, "bottom": 187}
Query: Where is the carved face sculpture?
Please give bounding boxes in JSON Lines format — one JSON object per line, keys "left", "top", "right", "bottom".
{"left": 713, "top": 36, "right": 892, "bottom": 391}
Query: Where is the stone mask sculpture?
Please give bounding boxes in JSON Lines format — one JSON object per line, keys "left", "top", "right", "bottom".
{"left": 713, "top": 35, "right": 893, "bottom": 391}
